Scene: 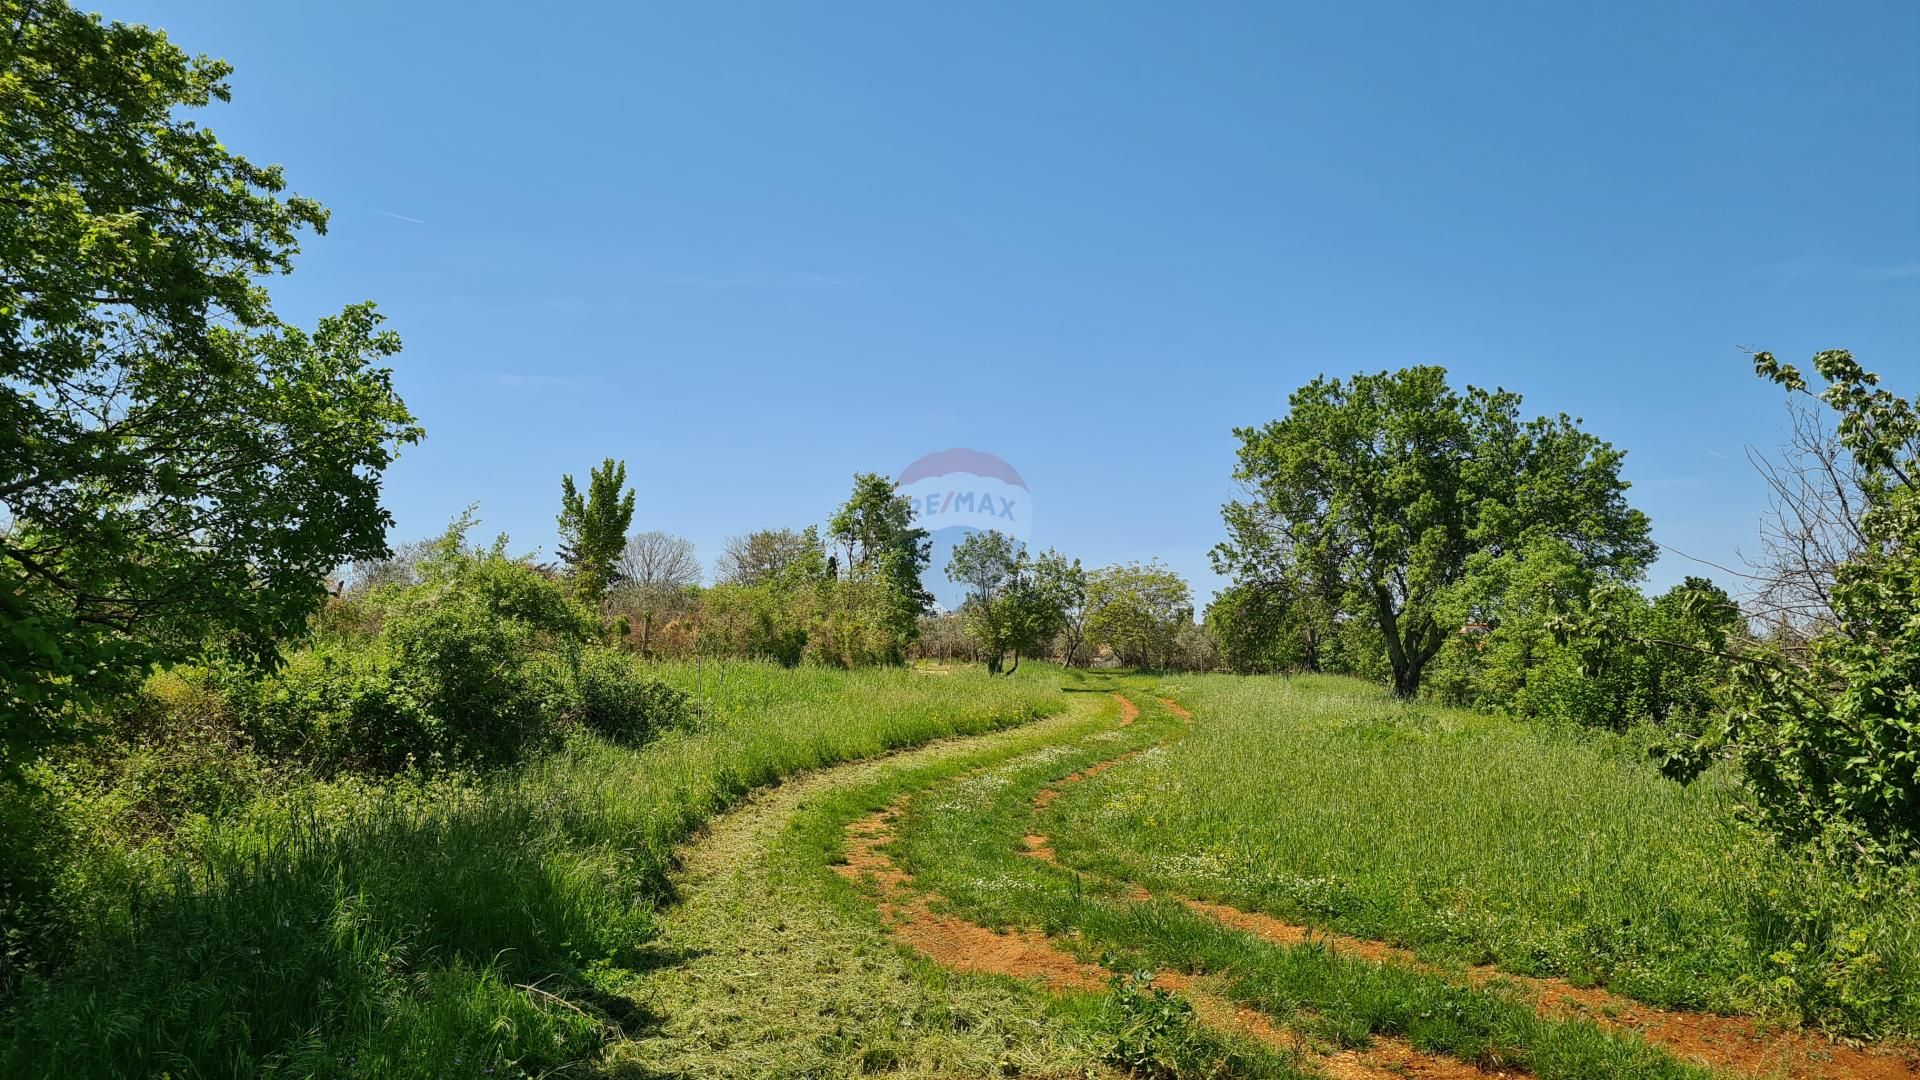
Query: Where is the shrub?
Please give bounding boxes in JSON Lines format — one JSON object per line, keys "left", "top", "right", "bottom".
{"left": 240, "top": 643, "right": 437, "bottom": 774}
{"left": 541, "top": 645, "right": 692, "bottom": 743}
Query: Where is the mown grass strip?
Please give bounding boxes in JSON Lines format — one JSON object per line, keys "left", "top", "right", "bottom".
{"left": 781, "top": 677, "right": 1311, "bottom": 1078}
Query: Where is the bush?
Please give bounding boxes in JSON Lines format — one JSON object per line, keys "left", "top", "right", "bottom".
{"left": 541, "top": 645, "right": 692, "bottom": 743}
{"left": 234, "top": 528, "right": 607, "bottom": 773}
{"left": 0, "top": 780, "right": 70, "bottom": 997}
{"left": 240, "top": 643, "right": 438, "bottom": 774}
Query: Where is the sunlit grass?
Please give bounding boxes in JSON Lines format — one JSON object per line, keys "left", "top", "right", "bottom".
{"left": 886, "top": 686, "right": 1708, "bottom": 1079}
{"left": 1, "top": 661, "right": 1065, "bottom": 1078}
{"left": 1047, "top": 674, "right": 1920, "bottom": 1038}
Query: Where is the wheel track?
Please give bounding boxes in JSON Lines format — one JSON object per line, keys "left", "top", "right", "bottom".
{"left": 844, "top": 692, "right": 1505, "bottom": 1079}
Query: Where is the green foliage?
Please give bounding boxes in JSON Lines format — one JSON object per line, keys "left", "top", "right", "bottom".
{"left": 541, "top": 644, "right": 692, "bottom": 743}
{"left": 1423, "top": 536, "right": 1737, "bottom": 734}
{"left": 695, "top": 582, "right": 813, "bottom": 665}
{"left": 826, "top": 472, "right": 933, "bottom": 659}
{"left": 1098, "top": 969, "right": 1216, "bottom": 1078}
{"left": 1206, "top": 582, "right": 1323, "bottom": 674}
{"left": 947, "top": 530, "right": 1084, "bottom": 674}
{"left": 1216, "top": 367, "right": 1653, "bottom": 697}
{"left": 1712, "top": 352, "right": 1920, "bottom": 860}
{"left": 0, "top": 0, "right": 420, "bottom": 775}
{"left": 1085, "top": 561, "right": 1194, "bottom": 668}
{"left": 556, "top": 457, "right": 636, "bottom": 602}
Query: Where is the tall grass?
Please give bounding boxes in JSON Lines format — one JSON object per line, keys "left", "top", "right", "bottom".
{"left": 0, "top": 661, "right": 1064, "bottom": 1078}
{"left": 1048, "top": 674, "right": 1920, "bottom": 1038}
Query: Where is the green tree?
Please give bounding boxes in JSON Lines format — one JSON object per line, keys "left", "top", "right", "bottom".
{"left": 826, "top": 473, "right": 932, "bottom": 660}
{"left": 1216, "top": 366, "right": 1653, "bottom": 698}
{"left": 1705, "top": 352, "right": 1920, "bottom": 858}
{"left": 556, "top": 458, "right": 635, "bottom": 603}
{"left": 1, "top": 2, "right": 419, "bottom": 774}
{"left": 946, "top": 531, "right": 1080, "bottom": 674}
{"left": 1085, "top": 562, "right": 1193, "bottom": 669}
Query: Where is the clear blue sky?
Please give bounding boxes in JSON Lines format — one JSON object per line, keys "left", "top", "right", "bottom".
{"left": 109, "top": 1, "right": 1919, "bottom": 601}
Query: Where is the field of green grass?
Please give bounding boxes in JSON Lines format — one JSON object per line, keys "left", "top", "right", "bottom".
{"left": 1044, "top": 674, "right": 1920, "bottom": 1040}
{"left": 888, "top": 680, "right": 1710, "bottom": 1079}
{"left": 0, "top": 662, "right": 1066, "bottom": 1078}
{"left": 7, "top": 663, "right": 1915, "bottom": 1079}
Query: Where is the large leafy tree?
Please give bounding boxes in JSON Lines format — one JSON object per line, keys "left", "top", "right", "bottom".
{"left": 1085, "top": 561, "right": 1193, "bottom": 669}
{"left": 1216, "top": 367, "right": 1652, "bottom": 698}
{"left": 947, "top": 530, "right": 1080, "bottom": 675}
{"left": 1, "top": 2, "right": 419, "bottom": 772}
{"left": 556, "top": 458, "right": 636, "bottom": 603}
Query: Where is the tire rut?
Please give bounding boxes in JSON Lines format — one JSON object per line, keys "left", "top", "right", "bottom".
{"left": 844, "top": 693, "right": 1505, "bottom": 1079}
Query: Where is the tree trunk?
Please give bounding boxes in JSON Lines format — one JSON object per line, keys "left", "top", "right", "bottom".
{"left": 1372, "top": 585, "right": 1419, "bottom": 697}
{"left": 1006, "top": 648, "right": 1021, "bottom": 677}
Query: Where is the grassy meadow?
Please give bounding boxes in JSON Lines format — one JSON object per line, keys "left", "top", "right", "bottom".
{"left": 889, "top": 682, "right": 1711, "bottom": 1079}
{"left": 0, "top": 662, "right": 1065, "bottom": 1078}
{"left": 1045, "top": 674, "right": 1920, "bottom": 1039}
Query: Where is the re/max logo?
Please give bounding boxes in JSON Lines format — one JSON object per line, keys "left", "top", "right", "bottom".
{"left": 915, "top": 490, "right": 1019, "bottom": 522}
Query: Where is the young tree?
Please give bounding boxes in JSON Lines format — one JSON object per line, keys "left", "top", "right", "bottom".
{"left": 1040, "top": 550, "right": 1091, "bottom": 666}
{"left": 0, "top": 3, "right": 420, "bottom": 774}
{"left": 1216, "top": 367, "right": 1653, "bottom": 698}
{"left": 556, "top": 458, "right": 635, "bottom": 603}
{"left": 613, "top": 531, "right": 700, "bottom": 655}
{"left": 946, "top": 531, "right": 1079, "bottom": 674}
{"left": 1701, "top": 352, "right": 1920, "bottom": 858}
{"left": 1085, "top": 562, "right": 1194, "bottom": 669}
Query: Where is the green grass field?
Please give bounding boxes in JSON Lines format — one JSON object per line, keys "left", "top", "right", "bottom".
{"left": 0, "top": 662, "right": 1067, "bottom": 1078}
{"left": 1044, "top": 675, "right": 1920, "bottom": 1040}
{"left": 6, "top": 664, "right": 1915, "bottom": 1078}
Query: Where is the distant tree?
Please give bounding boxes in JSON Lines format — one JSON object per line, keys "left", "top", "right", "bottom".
{"left": 346, "top": 537, "right": 438, "bottom": 595}
{"left": 1085, "top": 562, "right": 1194, "bottom": 669}
{"left": 715, "top": 528, "right": 819, "bottom": 586}
{"left": 0, "top": 3, "right": 420, "bottom": 774}
{"left": 1167, "top": 621, "right": 1220, "bottom": 673}
{"left": 913, "top": 612, "right": 976, "bottom": 662}
{"left": 613, "top": 531, "right": 700, "bottom": 655}
{"left": 1741, "top": 393, "right": 1870, "bottom": 646}
{"left": 556, "top": 458, "right": 635, "bottom": 603}
{"left": 946, "top": 531, "right": 1079, "bottom": 675}
{"left": 1216, "top": 367, "right": 1653, "bottom": 698}
{"left": 826, "top": 473, "right": 932, "bottom": 659}
{"left": 1043, "top": 551, "right": 1091, "bottom": 666}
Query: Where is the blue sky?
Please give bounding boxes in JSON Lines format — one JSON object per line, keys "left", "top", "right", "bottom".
{"left": 110, "top": 1, "right": 1918, "bottom": 601}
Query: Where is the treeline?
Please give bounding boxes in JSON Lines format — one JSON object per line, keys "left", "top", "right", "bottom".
{"left": 1204, "top": 359, "right": 1920, "bottom": 865}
